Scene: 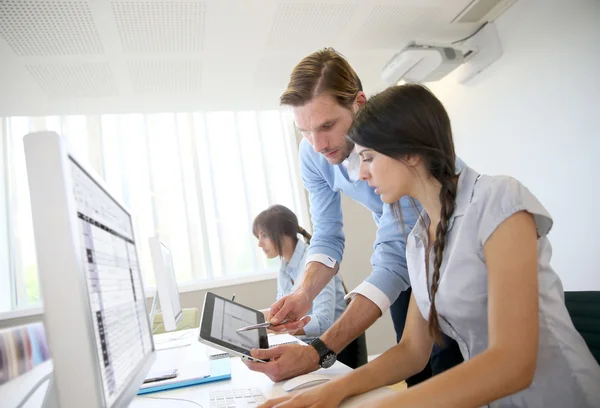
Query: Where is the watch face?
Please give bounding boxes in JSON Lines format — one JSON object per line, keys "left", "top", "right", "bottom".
{"left": 321, "top": 353, "right": 337, "bottom": 369}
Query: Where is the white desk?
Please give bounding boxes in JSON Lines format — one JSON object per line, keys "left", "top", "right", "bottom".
{"left": 132, "top": 330, "right": 392, "bottom": 407}
{"left": 1, "top": 330, "right": 393, "bottom": 408}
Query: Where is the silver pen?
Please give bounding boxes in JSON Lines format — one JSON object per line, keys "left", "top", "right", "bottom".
{"left": 236, "top": 320, "right": 289, "bottom": 333}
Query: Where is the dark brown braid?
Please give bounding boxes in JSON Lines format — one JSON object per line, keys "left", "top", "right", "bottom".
{"left": 429, "top": 171, "right": 457, "bottom": 344}
{"left": 297, "top": 226, "right": 312, "bottom": 244}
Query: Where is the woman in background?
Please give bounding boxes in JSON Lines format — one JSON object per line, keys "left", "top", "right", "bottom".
{"left": 253, "top": 205, "right": 346, "bottom": 340}
{"left": 253, "top": 205, "right": 367, "bottom": 369}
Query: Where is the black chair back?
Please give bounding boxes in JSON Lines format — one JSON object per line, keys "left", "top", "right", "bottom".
{"left": 565, "top": 291, "right": 600, "bottom": 364}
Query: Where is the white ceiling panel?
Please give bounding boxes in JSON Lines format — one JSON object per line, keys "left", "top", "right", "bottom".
{"left": 0, "top": 0, "right": 513, "bottom": 116}
{"left": 254, "top": 55, "right": 301, "bottom": 90}
{"left": 128, "top": 59, "right": 202, "bottom": 94}
{"left": 26, "top": 62, "right": 118, "bottom": 97}
{"left": 0, "top": 0, "right": 104, "bottom": 56}
{"left": 352, "top": 4, "right": 451, "bottom": 49}
{"left": 266, "top": 3, "right": 356, "bottom": 49}
{"left": 112, "top": 0, "right": 206, "bottom": 53}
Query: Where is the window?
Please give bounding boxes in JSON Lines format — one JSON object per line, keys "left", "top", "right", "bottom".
{"left": 0, "top": 111, "right": 309, "bottom": 312}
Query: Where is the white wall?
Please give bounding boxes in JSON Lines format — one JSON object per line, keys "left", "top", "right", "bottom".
{"left": 429, "top": 0, "right": 600, "bottom": 290}
{"left": 340, "top": 196, "right": 398, "bottom": 355}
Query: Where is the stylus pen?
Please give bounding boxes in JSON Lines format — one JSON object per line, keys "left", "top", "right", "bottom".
{"left": 236, "top": 320, "right": 288, "bottom": 333}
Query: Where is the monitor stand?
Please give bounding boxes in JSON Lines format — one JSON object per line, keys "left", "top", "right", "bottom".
{"left": 153, "top": 331, "right": 194, "bottom": 351}
{"left": 148, "top": 293, "right": 194, "bottom": 351}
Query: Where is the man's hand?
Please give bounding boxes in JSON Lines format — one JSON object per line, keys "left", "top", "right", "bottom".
{"left": 261, "top": 309, "right": 310, "bottom": 335}
{"left": 243, "top": 344, "right": 320, "bottom": 382}
{"left": 268, "top": 261, "right": 338, "bottom": 330}
{"left": 268, "top": 290, "right": 313, "bottom": 333}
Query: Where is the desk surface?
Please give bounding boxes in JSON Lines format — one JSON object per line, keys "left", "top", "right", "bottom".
{"left": 1, "top": 330, "right": 393, "bottom": 407}
{"left": 132, "top": 330, "right": 392, "bottom": 407}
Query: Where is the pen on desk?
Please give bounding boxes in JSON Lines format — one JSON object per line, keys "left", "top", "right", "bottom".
{"left": 231, "top": 294, "right": 236, "bottom": 302}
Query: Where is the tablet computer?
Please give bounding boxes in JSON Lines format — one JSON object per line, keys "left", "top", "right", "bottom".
{"left": 199, "top": 292, "right": 269, "bottom": 363}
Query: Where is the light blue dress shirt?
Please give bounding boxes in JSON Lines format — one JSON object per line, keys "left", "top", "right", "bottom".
{"left": 276, "top": 239, "right": 346, "bottom": 338}
{"left": 407, "top": 165, "right": 600, "bottom": 407}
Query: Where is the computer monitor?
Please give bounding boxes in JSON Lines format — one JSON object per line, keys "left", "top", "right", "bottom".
{"left": 24, "top": 131, "right": 155, "bottom": 408}
{"left": 148, "top": 237, "right": 183, "bottom": 332}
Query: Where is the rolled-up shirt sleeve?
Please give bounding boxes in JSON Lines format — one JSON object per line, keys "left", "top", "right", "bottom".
{"left": 344, "top": 281, "right": 391, "bottom": 312}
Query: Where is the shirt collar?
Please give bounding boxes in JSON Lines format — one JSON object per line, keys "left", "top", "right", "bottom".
{"left": 340, "top": 150, "right": 360, "bottom": 183}
{"left": 411, "top": 211, "right": 430, "bottom": 246}
{"left": 409, "top": 165, "right": 480, "bottom": 245}
{"left": 452, "top": 165, "right": 480, "bottom": 219}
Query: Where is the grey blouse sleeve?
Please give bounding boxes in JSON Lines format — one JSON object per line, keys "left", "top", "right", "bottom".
{"left": 474, "top": 176, "right": 553, "bottom": 246}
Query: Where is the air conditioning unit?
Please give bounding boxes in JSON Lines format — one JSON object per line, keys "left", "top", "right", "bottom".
{"left": 453, "top": 22, "right": 503, "bottom": 83}
{"left": 381, "top": 22, "right": 503, "bottom": 85}
{"left": 382, "top": 43, "right": 464, "bottom": 85}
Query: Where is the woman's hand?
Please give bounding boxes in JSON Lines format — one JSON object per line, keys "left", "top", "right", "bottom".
{"left": 258, "top": 382, "right": 346, "bottom": 408}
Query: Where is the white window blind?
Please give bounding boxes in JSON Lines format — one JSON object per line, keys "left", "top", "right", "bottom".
{"left": 0, "top": 111, "right": 309, "bottom": 312}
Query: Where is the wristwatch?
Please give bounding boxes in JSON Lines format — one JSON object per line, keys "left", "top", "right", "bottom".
{"left": 309, "top": 338, "right": 337, "bottom": 369}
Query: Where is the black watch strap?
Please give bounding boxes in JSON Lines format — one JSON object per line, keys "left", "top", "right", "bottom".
{"left": 309, "top": 338, "right": 337, "bottom": 368}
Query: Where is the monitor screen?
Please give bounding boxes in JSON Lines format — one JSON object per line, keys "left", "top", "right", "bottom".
{"left": 71, "top": 158, "right": 153, "bottom": 407}
{"left": 159, "top": 243, "right": 182, "bottom": 322}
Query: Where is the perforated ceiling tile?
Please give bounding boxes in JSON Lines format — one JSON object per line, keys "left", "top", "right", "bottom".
{"left": 112, "top": 1, "right": 206, "bottom": 53}
{"left": 254, "top": 56, "right": 299, "bottom": 89}
{"left": 128, "top": 60, "right": 202, "bottom": 95}
{"left": 26, "top": 63, "right": 118, "bottom": 97}
{"left": 353, "top": 5, "right": 445, "bottom": 49}
{"left": 0, "top": 0, "right": 104, "bottom": 56}
{"left": 267, "top": 3, "right": 356, "bottom": 49}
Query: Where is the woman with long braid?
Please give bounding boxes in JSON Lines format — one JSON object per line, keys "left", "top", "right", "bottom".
{"left": 259, "top": 85, "right": 600, "bottom": 407}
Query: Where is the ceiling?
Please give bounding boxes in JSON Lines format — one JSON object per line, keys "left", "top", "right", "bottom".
{"left": 0, "top": 0, "right": 509, "bottom": 116}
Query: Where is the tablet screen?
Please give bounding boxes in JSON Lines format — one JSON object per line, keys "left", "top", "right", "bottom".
{"left": 211, "top": 296, "right": 260, "bottom": 349}
{"left": 200, "top": 292, "right": 268, "bottom": 355}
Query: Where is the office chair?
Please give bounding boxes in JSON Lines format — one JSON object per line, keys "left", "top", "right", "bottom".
{"left": 564, "top": 291, "right": 600, "bottom": 364}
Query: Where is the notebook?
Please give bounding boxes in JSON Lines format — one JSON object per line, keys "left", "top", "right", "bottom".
{"left": 137, "top": 357, "right": 231, "bottom": 395}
